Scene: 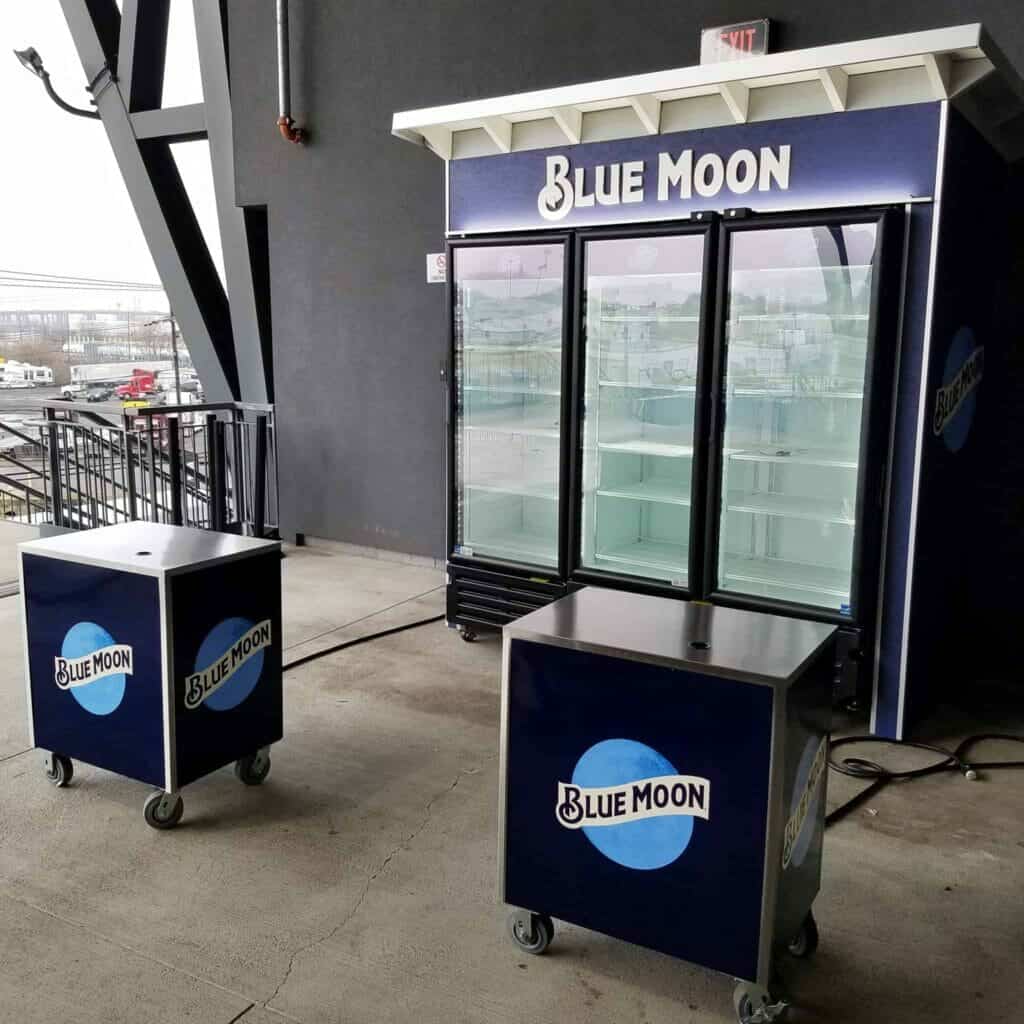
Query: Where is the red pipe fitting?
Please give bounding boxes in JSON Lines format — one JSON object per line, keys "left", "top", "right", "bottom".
{"left": 277, "top": 115, "right": 305, "bottom": 144}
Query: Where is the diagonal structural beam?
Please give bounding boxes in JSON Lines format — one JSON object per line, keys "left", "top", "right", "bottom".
{"left": 118, "top": 0, "right": 169, "bottom": 112}
{"left": 192, "top": 0, "right": 271, "bottom": 403}
{"left": 59, "top": 0, "right": 236, "bottom": 400}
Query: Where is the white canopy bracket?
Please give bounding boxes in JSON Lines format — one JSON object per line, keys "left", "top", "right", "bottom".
{"left": 481, "top": 116, "right": 512, "bottom": 153}
{"left": 818, "top": 66, "right": 849, "bottom": 112}
{"left": 550, "top": 106, "right": 582, "bottom": 145}
{"left": 719, "top": 81, "right": 750, "bottom": 123}
{"left": 629, "top": 95, "right": 661, "bottom": 135}
{"left": 923, "top": 53, "right": 953, "bottom": 99}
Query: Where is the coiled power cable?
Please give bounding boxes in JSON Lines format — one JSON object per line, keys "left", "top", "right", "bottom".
{"left": 826, "top": 733, "right": 1024, "bottom": 827}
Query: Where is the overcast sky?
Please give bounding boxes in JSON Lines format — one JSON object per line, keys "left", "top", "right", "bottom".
{"left": 0, "top": 1, "right": 221, "bottom": 309}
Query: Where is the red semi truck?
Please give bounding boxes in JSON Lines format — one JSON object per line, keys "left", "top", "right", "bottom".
{"left": 115, "top": 369, "right": 158, "bottom": 400}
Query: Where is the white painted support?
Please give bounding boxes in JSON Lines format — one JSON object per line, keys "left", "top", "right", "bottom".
{"left": 193, "top": 0, "right": 269, "bottom": 403}
{"left": 550, "top": 106, "right": 582, "bottom": 145}
{"left": 923, "top": 53, "right": 953, "bottom": 99}
{"left": 131, "top": 104, "right": 206, "bottom": 141}
{"left": 629, "top": 95, "right": 661, "bottom": 135}
{"left": 58, "top": 0, "right": 232, "bottom": 402}
{"left": 419, "top": 126, "right": 452, "bottom": 160}
{"left": 818, "top": 66, "right": 849, "bottom": 111}
{"left": 719, "top": 81, "right": 750, "bottom": 123}
{"left": 481, "top": 116, "right": 513, "bottom": 153}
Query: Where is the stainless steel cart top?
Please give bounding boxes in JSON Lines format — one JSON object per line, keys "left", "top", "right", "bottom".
{"left": 19, "top": 521, "right": 280, "bottom": 578}
{"left": 504, "top": 586, "right": 837, "bottom": 687}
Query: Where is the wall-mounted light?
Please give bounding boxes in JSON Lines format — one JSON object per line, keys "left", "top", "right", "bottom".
{"left": 13, "top": 46, "right": 101, "bottom": 120}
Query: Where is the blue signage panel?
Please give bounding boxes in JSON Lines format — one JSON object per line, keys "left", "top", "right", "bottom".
{"left": 504, "top": 639, "right": 773, "bottom": 980}
{"left": 171, "top": 551, "right": 282, "bottom": 788}
{"left": 450, "top": 103, "right": 941, "bottom": 234}
{"left": 24, "top": 555, "right": 165, "bottom": 787}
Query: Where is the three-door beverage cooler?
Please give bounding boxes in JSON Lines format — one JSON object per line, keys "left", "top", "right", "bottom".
{"left": 446, "top": 211, "right": 897, "bottom": 695}
{"left": 396, "top": 27, "right": 1023, "bottom": 738}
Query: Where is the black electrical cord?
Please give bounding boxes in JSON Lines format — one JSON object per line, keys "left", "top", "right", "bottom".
{"left": 826, "top": 733, "right": 1024, "bottom": 827}
{"left": 283, "top": 613, "right": 444, "bottom": 672}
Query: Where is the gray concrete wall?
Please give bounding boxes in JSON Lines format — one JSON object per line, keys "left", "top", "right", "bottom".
{"left": 226, "top": 0, "right": 1024, "bottom": 557}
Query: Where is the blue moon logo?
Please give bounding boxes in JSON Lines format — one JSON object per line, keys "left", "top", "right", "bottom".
{"left": 569, "top": 739, "right": 697, "bottom": 871}
{"left": 59, "top": 622, "right": 128, "bottom": 716}
{"left": 192, "top": 617, "right": 266, "bottom": 711}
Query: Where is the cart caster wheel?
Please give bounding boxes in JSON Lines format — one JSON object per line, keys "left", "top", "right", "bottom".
{"left": 143, "top": 790, "right": 183, "bottom": 830}
{"left": 45, "top": 754, "right": 73, "bottom": 788}
{"left": 459, "top": 629, "right": 478, "bottom": 643}
{"left": 234, "top": 750, "right": 271, "bottom": 786}
{"left": 733, "top": 982, "right": 789, "bottom": 1023}
{"left": 507, "top": 911, "right": 554, "bottom": 955}
{"left": 787, "top": 910, "right": 819, "bottom": 959}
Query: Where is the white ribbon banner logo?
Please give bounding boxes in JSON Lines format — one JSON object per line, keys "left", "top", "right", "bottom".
{"left": 556, "top": 774, "right": 711, "bottom": 830}
{"left": 184, "top": 619, "right": 271, "bottom": 710}
{"left": 782, "top": 737, "right": 828, "bottom": 869}
{"left": 934, "top": 346, "right": 984, "bottom": 437}
{"left": 54, "top": 645, "right": 134, "bottom": 689}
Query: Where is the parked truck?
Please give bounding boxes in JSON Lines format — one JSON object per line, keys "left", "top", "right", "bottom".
{"left": 61, "top": 361, "right": 171, "bottom": 399}
{"left": 115, "top": 369, "right": 159, "bottom": 400}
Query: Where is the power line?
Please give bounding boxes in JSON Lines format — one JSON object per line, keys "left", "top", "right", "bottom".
{"left": 0, "top": 268, "right": 162, "bottom": 290}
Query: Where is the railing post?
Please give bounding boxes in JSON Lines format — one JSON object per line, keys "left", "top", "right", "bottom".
{"left": 125, "top": 429, "right": 139, "bottom": 521}
{"left": 253, "top": 415, "right": 268, "bottom": 538}
{"left": 214, "top": 420, "right": 228, "bottom": 532}
{"left": 168, "top": 418, "right": 183, "bottom": 527}
{"left": 205, "top": 413, "right": 218, "bottom": 528}
{"left": 44, "top": 408, "right": 63, "bottom": 528}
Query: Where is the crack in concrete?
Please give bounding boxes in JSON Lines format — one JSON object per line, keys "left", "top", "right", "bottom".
{"left": 265, "top": 767, "right": 469, "bottom": 1011}
{"left": 226, "top": 1004, "right": 255, "bottom": 1024}
{"left": 0, "top": 747, "right": 33, "bottom": 765}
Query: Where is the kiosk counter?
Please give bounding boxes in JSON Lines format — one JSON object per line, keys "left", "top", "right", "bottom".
{"left": 20, "top": 522, "right": 282, "bottom": 829}
{"left": 500, "top": 587, "right": 834, "bottom": 1022}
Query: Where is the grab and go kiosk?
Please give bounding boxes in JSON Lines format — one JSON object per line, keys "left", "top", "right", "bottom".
{"left": 393, "top": 25, "right": 1024, "bottom": 741}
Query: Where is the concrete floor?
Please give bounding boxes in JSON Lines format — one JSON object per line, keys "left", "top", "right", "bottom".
{"left": 0, "top": 541, "right": 1021, "bottom": 1023}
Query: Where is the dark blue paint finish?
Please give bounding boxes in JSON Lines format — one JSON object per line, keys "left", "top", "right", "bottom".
{"left": 774, "top": 646, "right": 831, "bottom": 944}
{"left": 24, "top": 555, "right": 165, "bottom": 787}
{"left": 451, "top": 104, "right": 940, "bottom": 233}
{"left": 874, "top": 204, "right": 934, "bottom": 739}
{"left": 171, "top": 552, "right": 282, "bottom": 788}
{"left": 504, "top": 639, "right": 772, "bottom": 981}
{"left": 901, "top": 109, "right": 1007, "bottom": 734}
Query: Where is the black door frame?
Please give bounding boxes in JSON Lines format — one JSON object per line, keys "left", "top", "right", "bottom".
{"left": 701, "top": 206, "right": 904, "bottom": 630}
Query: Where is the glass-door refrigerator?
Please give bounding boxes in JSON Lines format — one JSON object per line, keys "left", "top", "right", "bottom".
{"left": 569, "top": 210, "right": 898, "bottom": 667}
{"left": 703, "top": 212, "right": 897, "bottom": 632}
{"left": 572, "top": 227, "right": 714, "bottom": 596}
{"left": 446, "top": 239, "right": 572, "bottom": 638}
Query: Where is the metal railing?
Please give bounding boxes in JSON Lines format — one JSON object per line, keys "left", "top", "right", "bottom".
{"left": 17, "top": 400, "right": 279, "bottom": 535}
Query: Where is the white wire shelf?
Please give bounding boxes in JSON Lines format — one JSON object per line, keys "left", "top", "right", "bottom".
{"left": 721, "top": 553, "right": 851, "bottom": 601}
{"left": 724, "top": 491, "right": 855, "bottom": 525}
{"left": 592, "top": 538, "right": 689, "bottom": 576}
{"left": 596, "top": 479, "right": 692, "bottom": 506}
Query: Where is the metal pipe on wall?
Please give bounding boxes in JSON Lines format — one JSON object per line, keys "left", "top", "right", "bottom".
{"left": 276, "top": 0, "right": 305, "bottom": 143}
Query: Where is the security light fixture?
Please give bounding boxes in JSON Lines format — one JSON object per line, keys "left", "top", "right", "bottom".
{"left": 12, "top": 46, "right": 100, "bottom": 120}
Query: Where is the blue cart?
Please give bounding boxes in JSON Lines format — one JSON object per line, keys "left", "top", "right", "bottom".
{"left": 500, "top": 587, "right": 834, "bottom": 1022}
{"left": 20, "top": 522, "right": 282, "bottom": 829}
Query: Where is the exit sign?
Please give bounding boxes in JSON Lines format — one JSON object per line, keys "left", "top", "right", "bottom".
{"left": 700, "top": 19, "right": 771, "bottom": 63}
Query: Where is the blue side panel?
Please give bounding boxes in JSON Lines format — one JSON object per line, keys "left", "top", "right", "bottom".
{"left": 171, "top": 551, "right": 282, "bottom": 787}
{"left": 450, "top": 103, "right": 940, "bottom": 233}
{"left": 874, "top": 204, "right": 934, "bottom": 739}
{"left": 900, "top": 110, "right": 1007, "bottom": 734}
{"left": 504, "top": 639, "right": 772, "bottom": 981}
{"left": 24, "top": 554, "right": 164, "bottom": 787}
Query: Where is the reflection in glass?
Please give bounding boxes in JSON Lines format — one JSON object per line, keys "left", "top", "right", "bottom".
{"left": 579, "top": 235, "right": 705, "bottom": 583}
{"left": 453, "top": 244, "right": 564, "bottom": 568}
{"left": 717, "top": 223, "right": 877, "bottom": 610}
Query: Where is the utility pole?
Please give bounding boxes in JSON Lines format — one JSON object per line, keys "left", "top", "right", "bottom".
{"left": 170, "top": 314, "right": 181, "bottom": 402}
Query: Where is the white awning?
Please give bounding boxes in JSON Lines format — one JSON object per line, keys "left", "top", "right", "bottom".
{"left": 392, "top": 24, "right": 1024, "bottom": 162}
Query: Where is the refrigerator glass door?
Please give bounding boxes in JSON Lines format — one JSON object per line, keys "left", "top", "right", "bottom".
{"left": 579, "top": 234, "right": 706, "bottom": 584}
{"left": 716, "top": 221, "right": 878, "bottom": 611}
{"left": 453, "top": 243, "right": 566, "bottom": 569}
